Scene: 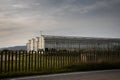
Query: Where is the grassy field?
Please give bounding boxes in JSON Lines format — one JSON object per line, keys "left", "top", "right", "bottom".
{"left": 1, "top": 62, "right": 120, "bottom": 79}
{"left": 0, "top": 50, "right": 120, "bottom": 79}
{"left": 0, "top": 53, "right": 82, "bottom": 72}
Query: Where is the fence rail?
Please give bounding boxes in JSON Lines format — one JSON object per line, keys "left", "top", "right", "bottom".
{"left": 0, "top": 49, "right": 120, "bottom": 73}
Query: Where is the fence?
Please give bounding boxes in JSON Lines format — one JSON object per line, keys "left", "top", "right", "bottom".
{"left": 0, "top": 49, "right": 120, "bottom": 74}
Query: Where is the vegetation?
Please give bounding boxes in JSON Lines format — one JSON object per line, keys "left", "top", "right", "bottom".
{"left": 0, "top": 50, "right": 120, "bottom": 79}
{"left": 0, "top": 62, "right": 120, "bottom": 79}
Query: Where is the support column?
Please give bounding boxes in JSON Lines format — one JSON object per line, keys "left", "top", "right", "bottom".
{"left": 32, "top": 38, "right": 36, "bottom": 51}
{"left": 29, "top": 40, "right": 33, "bottom": 51}
{"left": 33, "top": 38, "right": 35, "bottom": 51}
{"left": 36, "top": 37, "right": 40, "bottom": 51}
{"left": 26, "top": 43, "right": 30, "bottom": 52}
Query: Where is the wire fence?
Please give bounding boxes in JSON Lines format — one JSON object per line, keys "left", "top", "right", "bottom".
{"left": 0, "top": 49, "right": 120, "bottom": 73}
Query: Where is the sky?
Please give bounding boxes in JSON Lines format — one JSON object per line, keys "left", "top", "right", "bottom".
{"left": 0, "top": 0, "right": 120, "bottom": 48}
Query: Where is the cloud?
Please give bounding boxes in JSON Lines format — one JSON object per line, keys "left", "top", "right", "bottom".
{"left": 12, "top": 4, "right": 28, "bottom": 9}
{"left": 0, "top": 0, "right": 120, "bottom": 48}
{"left": 49, "top": 0, "right": 120, "bottom": 17}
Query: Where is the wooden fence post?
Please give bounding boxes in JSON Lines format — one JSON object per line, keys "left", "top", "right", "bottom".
{"left": 0, "top": 51, "right": 3, "bottom": 73}
{"left": 18, "top": 51, "right": 21, "bottom": 72}
{"left": 28, "top": 51, "right": 30, "bottom": 71}
{"left": 8, "top": 51, "right": 10, "bottom": 72}
{"left": 4, "top": 51, "right": 7, "bottom": 73}
{"left": 37, "top": 51, "right": 40, "bottom": 69}
{"left": 15, "top": 51, "right": 17, "bottom": 72}
{"left": 11, "top": 51, "right": 14, "bottom": 72}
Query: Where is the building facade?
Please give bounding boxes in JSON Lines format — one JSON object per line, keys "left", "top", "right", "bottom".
{"left": 26, "top": 35, "right": 120, "bottom": 51}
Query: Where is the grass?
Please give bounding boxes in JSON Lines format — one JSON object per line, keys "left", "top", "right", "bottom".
{"left": 0, "top": 53, "right": 82, "bottom": 72}
{"left": 0, "top": 50, "right": 120, "bottom": 79}
{"left": 65, "top": 62, "right": 120, "bottom": 71}
{"left": 0, "top": 62, "right": 120, "bottom": 79}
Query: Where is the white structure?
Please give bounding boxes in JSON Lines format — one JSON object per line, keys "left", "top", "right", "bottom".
{"left": 26, "top": 35, "right": 120, "bottom": 51}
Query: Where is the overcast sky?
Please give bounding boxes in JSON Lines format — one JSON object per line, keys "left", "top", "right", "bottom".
{"left": 0, "top": 0, "right": 120, "bottom": 48}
